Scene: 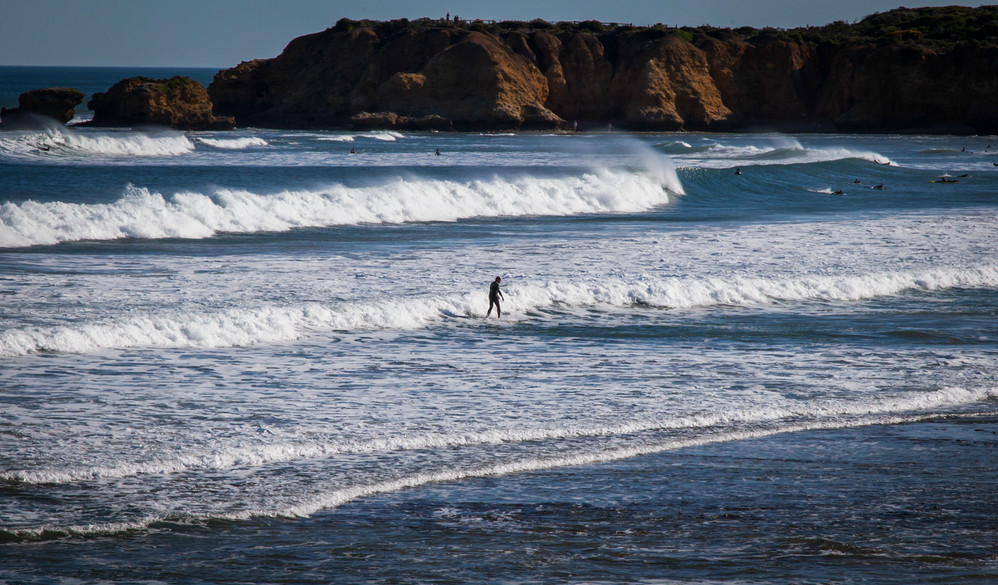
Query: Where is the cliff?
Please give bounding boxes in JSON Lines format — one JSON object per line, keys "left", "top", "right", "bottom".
{"left": 206, "top": 6, "right": 996, "bottom": 133}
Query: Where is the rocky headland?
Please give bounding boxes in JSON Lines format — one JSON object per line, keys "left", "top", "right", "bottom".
{"left": 208, "top": 6, "right": 998, "bottom": 133}
{"left": 4, "top": 6, "right": 996, "bottom": 133}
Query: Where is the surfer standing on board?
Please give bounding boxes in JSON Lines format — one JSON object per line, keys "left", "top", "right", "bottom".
{"left": 485, "top": 276, "right": 504, "bottom": 319}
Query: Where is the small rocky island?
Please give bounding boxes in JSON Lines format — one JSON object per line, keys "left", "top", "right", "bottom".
{"left": 0, "top": 88, "right": 85, "bottom": 129}
{"left": 4, "top": 6, "right": 997, "bottom": 133}
{"left": 88, "top": 76, "right": 235, "bottom": 130}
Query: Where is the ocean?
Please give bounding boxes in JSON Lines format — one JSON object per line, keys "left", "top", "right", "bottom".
{"left": 1, "top": 67, "right": 996, "bottom": 584}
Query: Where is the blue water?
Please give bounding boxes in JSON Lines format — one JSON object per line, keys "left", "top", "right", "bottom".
{"left": 1, "top": 68, "right": 997, "bottom": 584}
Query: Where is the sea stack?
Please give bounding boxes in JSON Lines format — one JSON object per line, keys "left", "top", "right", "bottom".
{"left": 0, "top": 87, "right": 85, "bottom": 129}
{"left": 88, "top": 76, "right": 235, "bottom": 130}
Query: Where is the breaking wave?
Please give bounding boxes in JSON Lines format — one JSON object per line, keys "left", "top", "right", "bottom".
{"left": 2, "top": 265, "right": 994, "bottom": 358}
{"left": 669, "top": 137, "right": 893, "bottom": 168}
{"left": 316, "top": 131, "right": 406, "bottom": 142}
{"left": 195, "top": 136, "right": 268, "bottom": 149}
{"left": 0, "top": 169, "right": 678, "bottom": 248}
{"left": 0, "top": 129, "right": 194, "bottom": 157}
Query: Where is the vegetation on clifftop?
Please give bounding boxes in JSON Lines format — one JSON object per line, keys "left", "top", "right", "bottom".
{"left": 329, "top": 5, "right": 998, "bottom": 51}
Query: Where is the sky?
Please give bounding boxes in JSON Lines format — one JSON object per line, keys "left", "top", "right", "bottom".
{"left": 1, "top": 0, "right": 990, "bottom": 68}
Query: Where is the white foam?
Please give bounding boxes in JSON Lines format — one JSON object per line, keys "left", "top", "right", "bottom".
{"left": 513, "top": 265, "right": 998, "bottom": 311}
{"left": 677, "top": 137, "right": 893, "bottom": 168}
{"left": 0, "top": 169, "right": 674, "bottom": 248}
{"left": 8, "top": 398, "right": 989, "bottom": 541}
{"left": 3, "top": 384, "right": 992, "bottom": 489}
{"left": 31, "top": 130, "right": 195, "bottom": 157}
{"left": 0, "top": 294, "right": 474, "bottom": 357}
{"left": 278, "top": 407, "right": 989, "bottom": 519}
{"left": 316, "top": 131, "right": 405, "bottom": 142}
{"left": 195, "top": 136, "right": 268, "bottom": 149}
{"left": 360, "top": 131, "right": 405, "bottom": 141}
{"left": 2, "top": 265, "right": 994, "bottom": 358}
{"left": 0, "top": 418, "right": 934, "bottom": 540}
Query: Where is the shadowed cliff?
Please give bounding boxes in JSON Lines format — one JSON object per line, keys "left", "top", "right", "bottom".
{"left": 208, "top": 7, "right": 998, "bottom": 133}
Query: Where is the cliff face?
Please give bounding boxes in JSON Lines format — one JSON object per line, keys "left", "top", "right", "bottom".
{"left": 211, "top": 27, "right": 560, "bottom": 129}
{"left": 208, "top": 14, "right": 998, "bottom": 133}
{"left": 818, "top": 44, "right": 998, "bottom": 132}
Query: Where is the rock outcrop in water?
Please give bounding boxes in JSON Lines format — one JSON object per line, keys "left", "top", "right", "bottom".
{"left": 0, "top": 87, "right": 85, "bottom": 129}
{"left": 207, "top": 7, "right": 998, "bottom": 133}
{"left": 88, "top": 76, "right": 235, "bottom": 130}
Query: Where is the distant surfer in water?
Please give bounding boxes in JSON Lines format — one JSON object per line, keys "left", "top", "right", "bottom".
{"left": 485, "top": 276, "right": 504, "bottom": 319}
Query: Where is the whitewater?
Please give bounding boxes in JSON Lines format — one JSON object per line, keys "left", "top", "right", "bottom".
{"left": 1, "top": 110, "right": 996, "bottom": 584}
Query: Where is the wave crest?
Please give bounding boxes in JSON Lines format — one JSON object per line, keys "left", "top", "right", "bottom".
{"left": 195, "top": 136, "right": 268, "bottom": 149}
{"left": 674, "top": 137, "right": 894, "bottom": 168}
{"left": 2, "top": 265, "right": 994, "bottom": 358}
{"left": 0, "top": 129, "right": 194, "bottom": 158}
{"left": 0, "top": 170, "right": 674, "bottom": 248}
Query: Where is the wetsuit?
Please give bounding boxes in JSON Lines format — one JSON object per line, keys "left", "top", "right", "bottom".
{"left": 486, "top": 279, "right": 503, "bottom": 318}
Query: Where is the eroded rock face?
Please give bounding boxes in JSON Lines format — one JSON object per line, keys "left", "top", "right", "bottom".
{"left": 818, "top": 44, "right": 998, "bottom": 133}
{"left": 206, "top": 17, "right": 998, "bottom": 133}
{"left": 88, "top": 76, "right": 235, "bottom": 130}
{"left": 210, "top": 27, "right": 561, "bottom": 130}
{"left": 0, "top": 87, "right": 85, "bottom": 129}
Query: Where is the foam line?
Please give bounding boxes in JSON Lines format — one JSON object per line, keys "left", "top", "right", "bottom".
{"left": 277, "top": 410, "right": 973, "bottom": 519}
{"left": 4, "top": 406, "right": 991, "bottom": 542}
{"left": 3, "top": 385, "right": 992, "bottom": 485}
{"left": 1, "top": 265, "right": 995, "bottom": 358}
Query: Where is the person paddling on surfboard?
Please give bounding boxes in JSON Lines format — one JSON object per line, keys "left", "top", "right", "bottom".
{"left": 485, "top": 276, "right": 504, "bottom": 319}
